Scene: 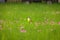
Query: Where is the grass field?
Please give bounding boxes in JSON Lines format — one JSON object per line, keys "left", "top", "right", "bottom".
{"left": 0, "top": 3, "right": 60, "bottom": 40}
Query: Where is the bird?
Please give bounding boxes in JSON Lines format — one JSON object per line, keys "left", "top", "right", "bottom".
{"left": 27, "top": 17, "right": 32, "bottom": 23}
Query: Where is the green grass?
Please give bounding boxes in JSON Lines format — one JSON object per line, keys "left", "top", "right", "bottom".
{"left": 0, "top": 3, "right": 60, "bottom": 40}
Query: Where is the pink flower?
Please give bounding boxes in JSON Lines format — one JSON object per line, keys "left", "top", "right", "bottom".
{"left": 20, "top": 29, "right": 27, "bottom": 33}
{"left": 58, "top": 22, "right": 60, "bottom": 25}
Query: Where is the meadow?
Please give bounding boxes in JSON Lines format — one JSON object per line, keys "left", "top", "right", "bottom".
{"left": 0, "top": 3, "right": 60, "bottom": 40}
